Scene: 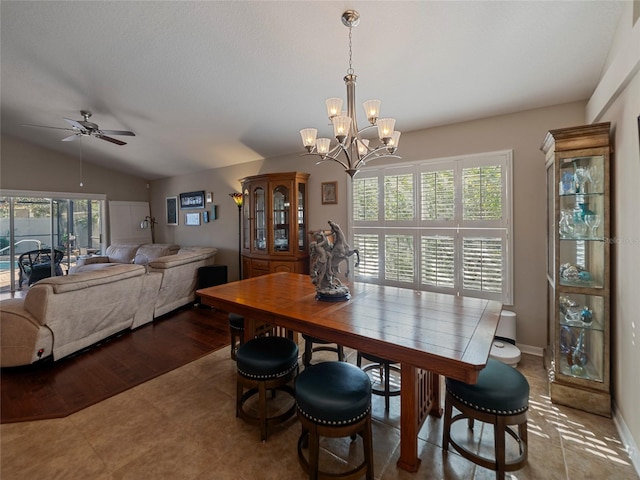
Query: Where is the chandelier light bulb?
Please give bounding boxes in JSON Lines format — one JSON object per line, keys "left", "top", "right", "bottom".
{"left": 389, "top": 131, "right": 401, "bottom": 147}
{"left": 363, "top": 99, "right": 381, "bottom": 124}
{"left": 300, "top": 128, "right": 318, "bottom": 152}
{"left": 325, "top": 98, "right": 343, "bottom": 119}
{"left": 316, "top": 138, "right": 331, "bottom": 155}
{"left": 357, "top": 139, "right": 370, "bottom": 155}
{"left": 387, "top": 131, "right": 401, "bottom": 153}
{"left": 377, "top": 118, "right": 396, "bottom": 143}
{"left": 332, "top": 115, "right": 351, "bottom": 143}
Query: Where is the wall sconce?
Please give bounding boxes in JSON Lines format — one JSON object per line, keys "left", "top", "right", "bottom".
{"left": 140, "top": 215, "right": 156, "bottom": 230}
{"left": 140, "top": 215, "right": 157, "bottom": 243}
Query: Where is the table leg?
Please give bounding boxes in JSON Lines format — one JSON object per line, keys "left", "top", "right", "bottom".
{"left": 397, "top": 364, "right": 421, "bottom": 472}
{"left": 242, "top": 317, "right": 256, "bottom": 343}
{"left": 397, "top": 366, "right": 443, "bottom": 472}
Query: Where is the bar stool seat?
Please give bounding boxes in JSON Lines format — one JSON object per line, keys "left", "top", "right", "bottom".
{"left": 443, "top": 358, "right": 529, "bottom": 480}
{"left": 236, "top": 336, "right": 298, "bottom": 441}
{"left": 295, "top": 361, "right": 374, "bottom": 480}
{"left": 229, "top": 313, "right": 244, "bottom": 360}
{"left": 357, "top": 351, "right": 400, "bottom": 411}
{"left": 302, "top": 334, "right": 344, "bottom": 366}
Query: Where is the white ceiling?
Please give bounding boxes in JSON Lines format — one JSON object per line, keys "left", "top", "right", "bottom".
{"left": 1, "top": 1, "right": 624, "bottom": 181}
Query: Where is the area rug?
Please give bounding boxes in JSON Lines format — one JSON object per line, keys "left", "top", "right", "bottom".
{"left": 0, "top": 307, "right": 230, "bottom": 424}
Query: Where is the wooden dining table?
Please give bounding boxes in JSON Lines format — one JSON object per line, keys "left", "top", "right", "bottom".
{"left": 197, "top": 272, "right": 502, "bottom": 472}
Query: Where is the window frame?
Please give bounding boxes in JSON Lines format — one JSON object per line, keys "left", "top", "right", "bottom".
{"left": 349, "top": 150, "right": 513, "bottom": 304}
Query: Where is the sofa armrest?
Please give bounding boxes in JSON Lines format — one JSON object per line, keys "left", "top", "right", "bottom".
{"left": 0, "top": 298, "right": 54, "bottom": 367}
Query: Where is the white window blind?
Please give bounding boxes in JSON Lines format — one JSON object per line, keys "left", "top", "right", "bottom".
{"left": 352, "top": 151, "right": 513, "bottom": 304}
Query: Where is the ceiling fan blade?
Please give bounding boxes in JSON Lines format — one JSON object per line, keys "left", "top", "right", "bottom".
{"left": 61, "top": 134, "right": 80, "bottom": 142}
{"left": 100, "top": 129, "right": 135, "bottom": 137}
{"left": 63, "top": 118, "right": 87, "bottom": 131}
{"left": 96, "top": 134, "right": 126, "bottom": 146}
{"left": 21, "top": 123, "right": 75, "bottom": 132}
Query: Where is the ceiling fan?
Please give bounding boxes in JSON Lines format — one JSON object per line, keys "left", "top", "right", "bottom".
{"left": 22, "top": 110, "right": 135, "bottom": 145}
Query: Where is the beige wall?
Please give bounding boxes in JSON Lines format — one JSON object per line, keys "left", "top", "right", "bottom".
{"left": 149, "top": 101, "right": 586, "bottom": 354}
{"left": 588, "top": 0, "right": 640, "bottom": 464}
{"left": 0, "top": 135, "right": 149, "bottom": 201}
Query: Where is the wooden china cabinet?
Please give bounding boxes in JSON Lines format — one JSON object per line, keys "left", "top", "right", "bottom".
{"left": 541, "top": 122, "right": 612, "bottom": 417}
{"left": 240, "top": 172, "right": 310, "bottom": 278}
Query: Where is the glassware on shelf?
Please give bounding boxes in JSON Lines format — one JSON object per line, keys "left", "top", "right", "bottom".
{"left": 584, "top": 213, "right": 601, "bottom": 237}
{"left": 581, "top": 307, "right": 593, "bottom": 325}
{"left": 569, "top": 329, "right": 588, "bottom": 377}
{"left": 560, "top": 171, "right": 575, "bottom": 195}
{"left": 588, "top": 164, "right": 603, "bottom": 192}
{"left": 564, "top": 306, "right": 582, "bottom": 324}
{"left": 559, "top": 262, "right": 591, "bottom": 283}
{"left": 574, "top": 166, "right": 589, "bottom": 194}
{"left": 559, "top": 210, "right": 574, "bottom": 237}
{"left": 572, "top": 205, "right": 587, "bottom": 236}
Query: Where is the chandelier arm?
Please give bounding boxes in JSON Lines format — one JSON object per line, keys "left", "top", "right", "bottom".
{"left": 302, "top": 152, "right": 350, "bottom": 171}
{"left": 359, "top": 152, "right": 402, "bottom": 167}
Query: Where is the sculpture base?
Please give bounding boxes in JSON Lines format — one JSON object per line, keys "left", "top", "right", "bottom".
{"left": 315, "top": 286, "right": 351, "bottom": 302}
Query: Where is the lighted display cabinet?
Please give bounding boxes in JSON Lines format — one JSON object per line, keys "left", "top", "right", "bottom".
{"left": 541, "top": 122, "right": 612, "bottom": 417}
{"left": 240, "top": 172, "right": 310, "bottom": 278}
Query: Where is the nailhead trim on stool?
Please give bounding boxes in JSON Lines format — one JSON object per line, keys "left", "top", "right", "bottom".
{"left": 295, "top": 361, "right": 374, "bottom": 480}
{"left": 236, "top": 336, "right": 298, "bottom": 441}
{"left": 443, "top": 358, "right": 529, "bottom": 480}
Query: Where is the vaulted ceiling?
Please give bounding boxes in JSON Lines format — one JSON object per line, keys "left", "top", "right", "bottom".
{"left": 1, "top": 1, "right": 624, "bottom": 180}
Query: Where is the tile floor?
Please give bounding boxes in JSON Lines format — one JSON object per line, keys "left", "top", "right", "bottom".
{"left": 1, "top": 345, "right": 637, "bottom": 479}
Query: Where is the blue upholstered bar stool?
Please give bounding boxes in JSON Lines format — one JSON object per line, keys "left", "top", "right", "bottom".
{"left": 443, "top": 358, "right": 529, "bottom": 480}
{"left": 357, "top": 351, "right": 400, "bottom": 411}
{"left": 228, "top": 313, "right": 244, "bottom": 360}
{"left": 302, "top": 334, "right": 344, "bottom": 366}
{"left": 236, "top": 335, "right": 298, "bottom": 441}
{"left": 295, "top": 361, "right": 374, "bottom": 480}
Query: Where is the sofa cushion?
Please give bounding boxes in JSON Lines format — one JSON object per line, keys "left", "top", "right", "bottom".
{"left": 134, "top": 244, "right": 179, "bottom": 264}
{"left": 105, "top": 244, "right": 141, "bottom": 264}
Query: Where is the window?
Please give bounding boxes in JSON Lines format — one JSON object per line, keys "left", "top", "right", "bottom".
{"left": 0, "top": 190, "right": 105, "bottom": 293}
{"left": 352, "top": 151, "right": 513, "bottom": 303}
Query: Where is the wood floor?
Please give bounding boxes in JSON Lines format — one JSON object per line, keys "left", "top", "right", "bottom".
{"left": 0, "top": 305, "right": 230, "bottom": 424}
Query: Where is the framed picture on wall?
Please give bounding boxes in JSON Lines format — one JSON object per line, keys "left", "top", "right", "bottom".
{"left": 321, "top": 181, "right": 338, "bottom": 204}
{"left": 166, "top": 196, "right": 178, "bottom": 226}
{"left": 180, "top": 191, "right": 205, "bottom": 209}
{"left": 185, "top": 212, "right": 201, "bottom": 226}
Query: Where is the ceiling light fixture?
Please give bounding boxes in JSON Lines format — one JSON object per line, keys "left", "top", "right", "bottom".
{"left": 300, "top": 10, "right": 401, "bottom": 178}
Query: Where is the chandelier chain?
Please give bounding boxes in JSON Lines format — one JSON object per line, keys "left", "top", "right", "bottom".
{"left": 347, "top": 26, "right": 354, "bottom": 75}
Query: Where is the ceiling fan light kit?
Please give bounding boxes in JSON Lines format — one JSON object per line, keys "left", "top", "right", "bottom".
{"left": 22, "top": 110, "right": 135, "bottom": 146}
{"left": 300, "top": 10, "right": 401, "bottom": 178}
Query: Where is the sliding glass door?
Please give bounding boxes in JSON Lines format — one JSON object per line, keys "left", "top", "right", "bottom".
{"left": 0, "top": 192, "right": 105, "bottom": 293}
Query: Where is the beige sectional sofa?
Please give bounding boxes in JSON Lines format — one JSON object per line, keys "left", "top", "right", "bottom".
{"left": 0, "top": 244, "right": 218, "bottom": 367}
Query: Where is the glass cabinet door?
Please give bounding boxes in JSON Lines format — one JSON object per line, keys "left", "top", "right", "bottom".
{"left": 253, "top": 187, "right": 266, "bottom": 251}
{"left": 557, "top": 293, "right": 605, "bottom": 381}
{"left": 272, "top": 185, "right": 289, "bottom": 252}
{"left": 557, "top": 156, "right": 605, "bottom": 288}
{"left": 298, "top": 182, "right": 306, "bottom": 252}
{"left": 242, "top": 188, "right": 250, "bottom": 250}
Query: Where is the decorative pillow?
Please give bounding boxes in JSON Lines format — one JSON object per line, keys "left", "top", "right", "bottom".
{"left": 105, "top": 244, "right": 141, "bottom": 264}
{"left": 134, "top": 245, "right": 173, "bottom": 264}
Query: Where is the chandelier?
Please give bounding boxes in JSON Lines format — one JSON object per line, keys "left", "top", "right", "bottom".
{"left": 300, "top": 10, "right": 401, "bottom": 178}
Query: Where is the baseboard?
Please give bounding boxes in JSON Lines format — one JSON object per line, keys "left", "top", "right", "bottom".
{"left": 612, "top": 400, "right": 640, "bottom": 477}
{"left": 517, "top": 343, "right": 544, "bottom": 357}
